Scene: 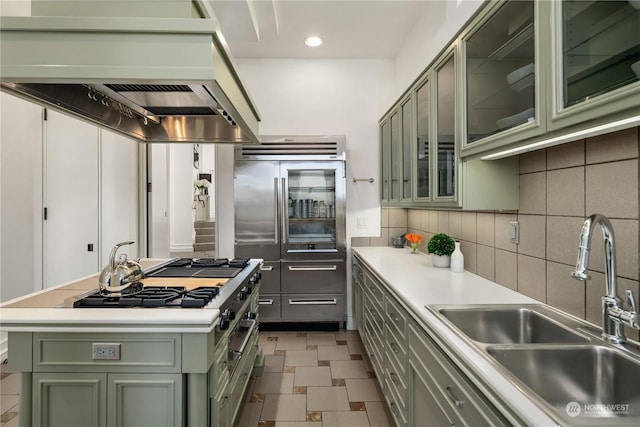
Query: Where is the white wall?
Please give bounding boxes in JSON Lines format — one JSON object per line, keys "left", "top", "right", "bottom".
{"left": 390, "top": 0, "right": 484, "bottom": 107}
{"left": 235, "top": 59, "right": 395, "bottom": 241}
{"left": 169, "top": 144, "right": 196, "bottom": 253}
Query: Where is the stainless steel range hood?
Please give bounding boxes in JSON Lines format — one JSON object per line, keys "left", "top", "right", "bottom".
{"left": 0, "top": 16, "right": 260, "bottom": 144}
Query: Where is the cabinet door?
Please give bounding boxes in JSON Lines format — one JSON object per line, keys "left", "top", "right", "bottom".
{"left": 409, "top": 362, "right": 455, "bottom": 427}
{"left": 400, "top": 98, "right": 413, "bottom": 201}
{"left": 100, "top": 129, "right": 139, "bottom": 267}
{"left": 380, "top": 118, "right": 391, "bottom": 202}
{"left": 551, "top": 0, "right": 640, "bottom": 129}
{"left": 45, "top": 109, "right": 99, "bottom": 287}
{"left": 107, "top": 373, "right": 182, "bottom": 427}
{"left": 414, "top": 78, "right": 430, "bottom": 200}
{"left": 390, "top": 110, "right": 401, "bottom": 201}
{"left": 33, "top": 372, "right": 107, "bottom": 427}
{"left": 435, "top": 54, "right": 456, "bottom": 200}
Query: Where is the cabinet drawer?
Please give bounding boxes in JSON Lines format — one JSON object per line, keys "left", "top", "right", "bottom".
{"left": 33, "top": 333, "right": 181, "bottom": 373}
{"left": 384, "top": 324, "right": 407, "bottom": 385}
{"left": 363, "top": 271, "right": 384, "bottom": 310}
{"left": 259, "top": 261, "right": 281, "bottom": 294}
{"left": 384, "top": 367, "right": 408, "bottom": 426}
{"left": 408, "top": 324, "right": 509, "bottom": 426}
{"left": 385, "top": 295, "right": 407, "bottom": 339}
{"left": 281, "top": 260, "right": 346, "bottom": 293}
{"left": 363, "top": 314, "right": 385, "bottom": 381}
{"left": 258, "top": 294, "right": 281, "bottom": 321}
{"left": 364, "top": 293, "right": 384, "bottom": 335}
{"left": 281, "top": 293, "right": 345, "bottom": 322}
{"left": 209, "top": 342, "right": 230, "bottom": 398}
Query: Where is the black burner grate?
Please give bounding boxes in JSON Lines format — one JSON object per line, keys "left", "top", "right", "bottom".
{"left": 73, "top": 286, "right": 220, "bottom": 308}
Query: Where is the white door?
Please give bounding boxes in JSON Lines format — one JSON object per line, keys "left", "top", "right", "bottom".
{"left": 45, "top": 110, "right": 99, "bottom": 287}
{"left": 149, "top": 144, "right": 170, "bottom": 257}
{"left": 100, "top": 129, "right": 139, "bottom": 267}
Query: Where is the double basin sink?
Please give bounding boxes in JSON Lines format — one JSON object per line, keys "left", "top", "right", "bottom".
{"left": 428, "top": 304, "right": 640, "bottom": 425}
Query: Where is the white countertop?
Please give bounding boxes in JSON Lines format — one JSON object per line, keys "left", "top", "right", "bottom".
{"left": 0, "top": 259, "right": 223, "bottom": 333}
{"left": 352, "top": 246, "right": 560, "bottom": 426}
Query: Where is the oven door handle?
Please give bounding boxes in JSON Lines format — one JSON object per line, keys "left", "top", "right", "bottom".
{"left": 236, "top": 318, "right": 257, "bottom": 356}
{"left": 288, "top": 298, "right": 338, "bottom": 305}
{"left": 288, "top": 265, "right": 337, "bottom": 271}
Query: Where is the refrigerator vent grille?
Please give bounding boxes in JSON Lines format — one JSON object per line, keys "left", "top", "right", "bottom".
{"left": 240, "top": 141, "right": 344, "bottom": 159}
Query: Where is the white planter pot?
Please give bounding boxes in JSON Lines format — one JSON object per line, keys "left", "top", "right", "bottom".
{"left": 194, "top": 195, "right": 210, "bottom": 221}
{"left": 431, "top": 254, "right": 450, "bottom": 268}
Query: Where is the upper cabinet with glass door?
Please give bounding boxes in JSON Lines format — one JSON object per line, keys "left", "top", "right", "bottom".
{"left": 461, "top": 0, "right": 542, "bottom": 156}
{"left": 380, "top": 94, "right": 413, "bottom": 206}
{"left": 550, "top": 0, "right": 640, "bottom": 129}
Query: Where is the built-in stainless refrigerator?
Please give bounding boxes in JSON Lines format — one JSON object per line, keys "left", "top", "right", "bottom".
{"left": 234, "top": 136, "right": 346, "bottom": 325}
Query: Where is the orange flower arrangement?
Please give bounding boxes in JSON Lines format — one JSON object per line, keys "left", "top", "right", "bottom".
{"left": 405, "top": 233, "right": 422, "bottom": 253}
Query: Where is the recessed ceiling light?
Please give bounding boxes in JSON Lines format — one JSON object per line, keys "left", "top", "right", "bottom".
{"left": 304, "top": 36, "right": 323, "bottom": 47}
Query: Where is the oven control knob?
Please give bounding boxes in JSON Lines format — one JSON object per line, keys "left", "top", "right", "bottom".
{"left": 219, "top": 315, "right": 230, "bottom": 331}
{"left": 238, "top": 288, "right": 248, "bottom": 301}
{"left": 245, "top": 285, "right": 252, "bottom": 295}
{"left": 228, "top": 308, "right": 236, "bottom": 320}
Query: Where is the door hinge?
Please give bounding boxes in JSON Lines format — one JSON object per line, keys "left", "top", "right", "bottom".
{"left": 43, "top": 108, "right": 47, "bottom": 121}
{"left": 43, "top": 207, "right": 48, "bottom": 220}
{"left": 147, "top": 182, "right": 152, "bottom": 192}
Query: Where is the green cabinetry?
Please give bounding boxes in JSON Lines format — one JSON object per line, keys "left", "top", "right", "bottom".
{"left": 353, "top": 253, "right": 510, "bottom": 426}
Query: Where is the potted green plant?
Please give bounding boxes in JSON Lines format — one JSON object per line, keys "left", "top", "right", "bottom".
{"left": 427, "top": 233, "right": 455, "bottom": 268}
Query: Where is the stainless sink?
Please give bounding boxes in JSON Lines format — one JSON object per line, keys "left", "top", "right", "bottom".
{"left": 437, "top": 306, "right": 588, "bottom": 344}
{"left": 427, "top": 304, "right": 640, "bottom": 425}
{"left": 488, "top": 346, "right": 640, "bottom": 423}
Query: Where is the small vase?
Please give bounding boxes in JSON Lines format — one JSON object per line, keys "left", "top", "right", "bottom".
{"left": 431, "top": 254, "right": 450, "bottom": 268}
{"left": 450, "top": 241, "right": 464, "bottom": 273}
{"left": 411, "top": 243, "right": 419, "bottom": 254}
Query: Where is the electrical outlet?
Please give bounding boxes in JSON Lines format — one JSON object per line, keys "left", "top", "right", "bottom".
{"left": 92, "top": 343, "right": 121, "bottom": 360}
{"left": 357, "top": 217, "right": 368, "bottom": 229}
{"left": 509, "top": 221, "right": 519, "bottom": 244}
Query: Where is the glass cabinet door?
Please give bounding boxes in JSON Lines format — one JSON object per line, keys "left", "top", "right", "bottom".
{"left": 380, "top": 119, "right": 390, "bottom": 201}
{"left": 465, "top": 0, "right": 535, "bottom": 143}
{"left": 561, "top": 0, "right": 640, "bottom": 107}
{"left": 285, "top": 166, "right": 338, "bottom": 252}
{"left": 390, "top": 111, "right": 400, "bottom": 201}
{"left": 436, "top": 55, "right": 456, "bottom": 198}
{"left": 415, "top": 79, "right": 430, "bottom": 199}
{"left": 401, "top": 98, "right": 412, "bottom": 200}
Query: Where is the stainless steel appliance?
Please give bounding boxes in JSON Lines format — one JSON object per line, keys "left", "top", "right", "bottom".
{"left": 234, "top": 136, "right": 347, "bottom": 325}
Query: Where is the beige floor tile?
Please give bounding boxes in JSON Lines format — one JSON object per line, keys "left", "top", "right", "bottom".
{"left": 346, "top": 340, "right": 364, "bottom": 355}
{"left": 322, "top": 411, "right": 370, "bottom": 427}
{"left": 276, "top": 335, "right": 308, "bottom": 351}
{"left": 345, "top": 379, "right": 384, "bottom": 402}
{"left": 334, "top": 330, "right": 360, "bottom": 341}
{"left": 0, "top": 393, "right": 19, "bottom": 414}
{"left": 294, "top": 367, "right": 332, "bottom": 387}
{"left": 365, "top": 402, "right": 393, "bottom": 427}
{"left": 284, "top": 350, "right": 318, "bottom": 367}
{"left": 317, "top": 345, "right": 351, "bottom": 361}
{"left": 260, "top": 339, "right": 278, "bottom": 356}
{"left": 275, "top": 423, "right": 323, "bottom": 427}
{"left": 236, "top": 402, "right": 263, "bottom": 427}
{"left": 0, "top": 374, "right": 19, "bottom": 395}
{"left": 261, "top": 393, "right": 307, "bottom": 422}
{"left": 2, "top": 413, "right": 20, "bottom": 427}
{"left": 253, "top": 372, "right": 295, "bottom": 394}
{"left": 265, "top": 355, "right": 285, "bottom": 373}
{"left": 305, "top": 333, "right": 337, "bottom": 346}
{"left": 306, "top": 386, "right": 350, "bottom": 411}
{"left": 330, "top": 360, "right": 369, "bottom": 379}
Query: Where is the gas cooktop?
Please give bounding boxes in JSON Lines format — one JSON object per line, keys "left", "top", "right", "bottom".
{"left": 146, "top": 258, "right": 250, "bottom": 279}
{"left": 71, "top": 286, "right": 221, "bottom": 308}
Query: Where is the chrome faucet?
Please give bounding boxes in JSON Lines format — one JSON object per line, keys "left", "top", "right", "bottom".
{"left": 571, "top": 214, "right": 639, "bottom": 344}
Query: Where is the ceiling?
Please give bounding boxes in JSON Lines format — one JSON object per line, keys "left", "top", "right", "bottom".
{"left": 208, "top": 0, "right": 435, "bottom": 59}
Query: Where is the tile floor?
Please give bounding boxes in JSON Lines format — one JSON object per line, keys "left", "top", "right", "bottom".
{"left": 0, "top": 330, "right": 392, "bottom": 427}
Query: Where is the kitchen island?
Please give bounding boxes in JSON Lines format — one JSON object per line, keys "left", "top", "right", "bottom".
{"left": 0, "top": 258, "right": 263, "bottom": 427}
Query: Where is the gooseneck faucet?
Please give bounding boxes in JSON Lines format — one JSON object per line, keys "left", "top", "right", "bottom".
{"left": 571, "top": 214, "right": 639, "bottom": 344}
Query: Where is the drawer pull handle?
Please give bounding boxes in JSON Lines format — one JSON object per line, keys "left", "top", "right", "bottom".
{"left": 220, "top": 396, "right": 229, "bottom": 408}
{"left": 259, "top": 299, "right": 274, "bottom": 305}
{"left": 390, "top": 342, "right": 398, "bottom": 353}
{"left": 390, "top": 402, "right": 399, "bottom": 417}
{"left": 260, "top": 265, "right": 274, "bottom": 271}
{"left": 218, "top": 361, "right": 227, "bottom": 372}
{"left": 445, "top": 386, "right": 465, "bottom": 409}
{"left": 288, "top": 298, "right": 337, "bottom": 305}
{"left": 288, "top": 265, "right": 337, "bottom": 271}
{"left": 389, "top": 312, "right": 399, "bottom": 322}
{"left": 390, "top": 372, "right": 399, "bottom": 385}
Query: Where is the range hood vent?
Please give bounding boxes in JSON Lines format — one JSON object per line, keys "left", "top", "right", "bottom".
{"left": 0, "top": 16, "right": 260, "bottom": 144}
{"left": 238, "top": 136, "right": 346, "bottom": 160}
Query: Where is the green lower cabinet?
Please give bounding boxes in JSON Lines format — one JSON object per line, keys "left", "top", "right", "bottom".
{"left": 33, "top": 372, "right": 107, "bottom": 427}
{"left": 107, "top": 373, "right": 183, "bottom": 427}
{"left": 32, "top": 372, "right": 183, "bottom": 427}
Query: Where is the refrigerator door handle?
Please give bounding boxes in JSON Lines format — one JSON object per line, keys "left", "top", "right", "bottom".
{"left": 281, "top": 177, "right": 288, "bottom": 244}
{"left": 273, "top": 177, "right": 279, "bottom": 244}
